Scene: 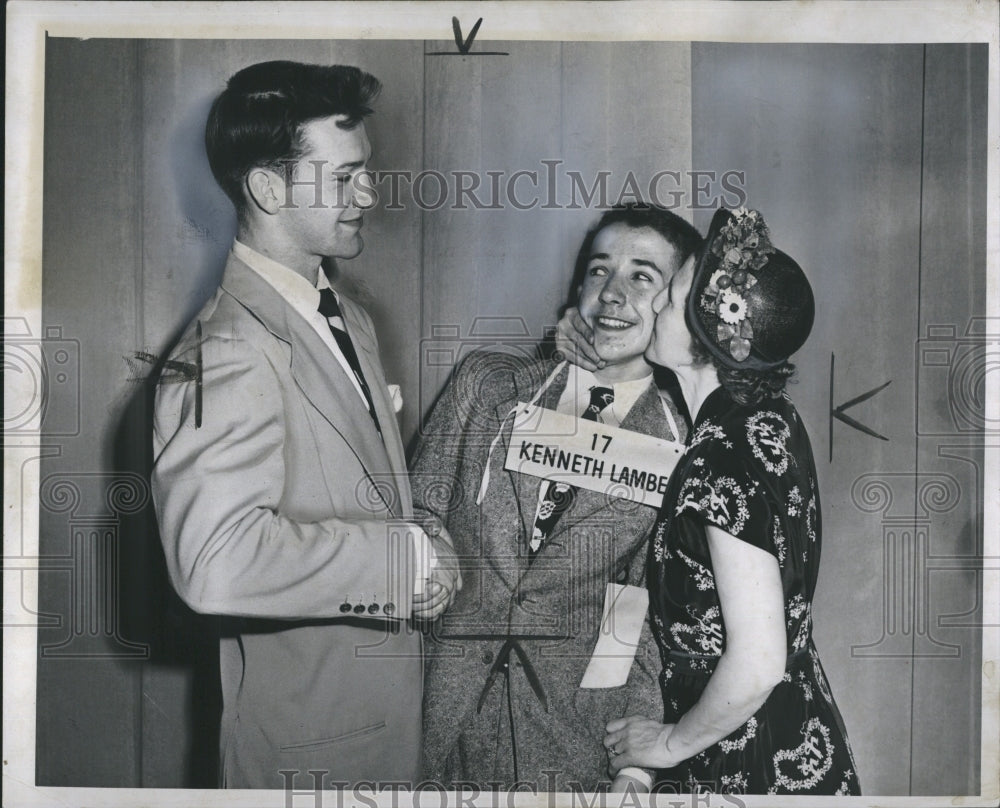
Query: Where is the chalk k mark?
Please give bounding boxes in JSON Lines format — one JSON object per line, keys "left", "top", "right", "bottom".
{"left": 828, "top": 353, "right": 890, "bottom": 461}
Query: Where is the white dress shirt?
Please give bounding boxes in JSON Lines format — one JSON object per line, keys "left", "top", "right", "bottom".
{"left": 232, "top": 240, "right": 368, "bottom": 405}
{"left": 553, "top": 365, "right": 654, "bottom": 427}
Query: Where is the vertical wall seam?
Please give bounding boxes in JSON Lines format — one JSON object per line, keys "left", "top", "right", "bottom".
{"left": 419, "top": 40, "right": 428, "bottom": 437}
{"left": 965, "top": 45, "right": 976, "bottom": 319}
{"left": 909, "top": 42, "right": 928, "bottom": 798}
{"left": 688, "top": 41, "right": 694, "bottom": 222}
{"left": 558, "top": 41, "right": 565, "bottom": 334}
{"left": 133, "top": 38, "right": 146, "bottom": 789}
{"left": 962, "top": 43, "right": 982, "bottom": 797}
{"left": 134, "top": 41, "right": 146, "bottom": 349}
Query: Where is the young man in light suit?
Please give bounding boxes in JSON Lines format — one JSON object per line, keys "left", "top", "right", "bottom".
{"left": 412, "top": 204, "right": 701, "bottom": 792}
{"left": 151, "top": 61, "right": 459, "bottom": 789}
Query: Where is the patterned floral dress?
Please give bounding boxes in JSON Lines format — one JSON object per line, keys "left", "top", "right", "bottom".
{"left": 647, "top": 387, "right": 861, "bottom": 795}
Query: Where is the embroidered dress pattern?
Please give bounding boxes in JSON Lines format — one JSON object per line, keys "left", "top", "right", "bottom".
{"left": 787, "top": 594, "right": 811, "bottom": 652}
{"left": 676, "top": 548, "right": 716, "bottom": 591}
{"left": 675, "top": 474, "right": 750, "bottom": 535}
{"left": 688, "top": 421, "right": 727, "bottom": 450}
{"left": 718, "top": 716, "right": 758, "bottom": 753}
{"left": 770, "top": 718, "right": 834, "bottom": 792}
{"left": 772, "top": 515, "right": 787, "bottom": 566}
{"left": 746, "top": 410, "right": 792, "bottom": 475}
{"left": 720, "top": 772, "right": 749, "bottom": 793}
{"left": 647, "top": 387, "right": 860, "bottom": 795}
{"left": 670, "top": 605, "right": 724, "bottom": 656}
{"left": 786, "top": 486, "right": 802, "bottom": 517}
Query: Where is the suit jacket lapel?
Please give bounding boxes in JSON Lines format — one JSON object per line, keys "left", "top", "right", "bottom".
{"left": 619, "top": 383, "right": 676, "bottom": 441}
{"left": 339, "top": 296, "right": 411, "bottom": 516}
{"left": 220, "top": 256, "right": 400, "bottom": 516}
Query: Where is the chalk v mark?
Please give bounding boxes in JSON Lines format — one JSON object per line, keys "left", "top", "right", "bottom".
{"left": 453, "top": 16, "right": 482, "bottom": 54}
{"left": 428, "top": 17, "right": 509, "bottom": 56}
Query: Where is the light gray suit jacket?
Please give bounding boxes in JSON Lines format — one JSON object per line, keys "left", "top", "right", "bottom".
{"left": 411, "top": 353, "right": 687, "bottom": 790}
{"left": 152, "top": 254, "right": 423, "bottom": 788}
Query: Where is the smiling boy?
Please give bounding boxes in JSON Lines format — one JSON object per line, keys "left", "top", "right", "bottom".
{"left": 412, "top": 203, "right": 701, "bottom": 791}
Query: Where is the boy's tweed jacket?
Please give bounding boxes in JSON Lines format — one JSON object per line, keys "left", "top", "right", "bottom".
{"left": 411, "top": 351, "right": 686, "bottom": 790}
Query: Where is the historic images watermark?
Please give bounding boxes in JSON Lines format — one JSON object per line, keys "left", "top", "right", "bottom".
{"left": 276, "top": 162, "right": 748, "bottom": 212}
{"left": 280, "top": 771, "right": 750, "bottom": 808}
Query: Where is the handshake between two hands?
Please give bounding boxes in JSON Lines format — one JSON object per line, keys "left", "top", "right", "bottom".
{"left": 406, "top": 309, "right": 590, "bottom": 622}
{"left": 411, "top": 519, "right": 463, "bottom": 621}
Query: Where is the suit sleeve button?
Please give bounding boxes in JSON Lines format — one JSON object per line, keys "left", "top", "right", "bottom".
{"left": 368, "top": 603, "right": 380, "bottom": 614}
{"left": 383, "top": 602, "right": 396, "bottom": 615}
{"left": 339, "top": 603, "right": 352, "bottom": 613}
{"left": 353, "top": 604, "right": 366, "bottom": 614}
{"left": 481, "top": 650, "right": 494, "bottom": 665}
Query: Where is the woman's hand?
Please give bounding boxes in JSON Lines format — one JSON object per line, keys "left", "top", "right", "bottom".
{"left": 604, "top": 716, "right": 677, "bottom": 774}
{"left": 554, "top": 307, "right": 605, "bottom": 371}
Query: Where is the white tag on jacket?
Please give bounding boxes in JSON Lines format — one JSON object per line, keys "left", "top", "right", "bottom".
{"left": 580, "top": 583, "right": 649, "bottom": 688}
{"left": 503, "top": 403, "right": 684, "bottom": 507}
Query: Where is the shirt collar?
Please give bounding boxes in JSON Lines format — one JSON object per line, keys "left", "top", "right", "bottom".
{"left": 557, "top": 363, "right": 654, "bottom": 426}
{"left": 232, "top": 240, "right": 334, "bottom": 316}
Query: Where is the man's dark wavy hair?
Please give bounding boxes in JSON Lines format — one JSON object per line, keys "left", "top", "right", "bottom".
{"left": 566, "top": 202, "right": 703, "bottom": 308}
{"left": 205, "top": 61, "right": 381, "bottom": 219}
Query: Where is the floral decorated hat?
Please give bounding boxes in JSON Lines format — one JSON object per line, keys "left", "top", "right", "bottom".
{"left": 686, "top": 207, "right": 814, "bottom": 371}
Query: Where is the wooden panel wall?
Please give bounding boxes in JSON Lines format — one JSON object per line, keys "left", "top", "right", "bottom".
{"left": 38, "top": 38, "right": 146, "bottom": 787}
{"left": 909, "top": 43, "right": 987, "bottom": 794}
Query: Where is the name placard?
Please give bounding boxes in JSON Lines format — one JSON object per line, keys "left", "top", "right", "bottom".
{"left": 504, "top": 403, "right": 685, "bottom": 507}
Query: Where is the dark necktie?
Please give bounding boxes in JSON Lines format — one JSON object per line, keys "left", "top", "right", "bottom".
{"left": 318, "top": 288, "right": 382, "bottom": 438}
{"left": 528, "top": 385, "right": 614, "bottom": 557}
